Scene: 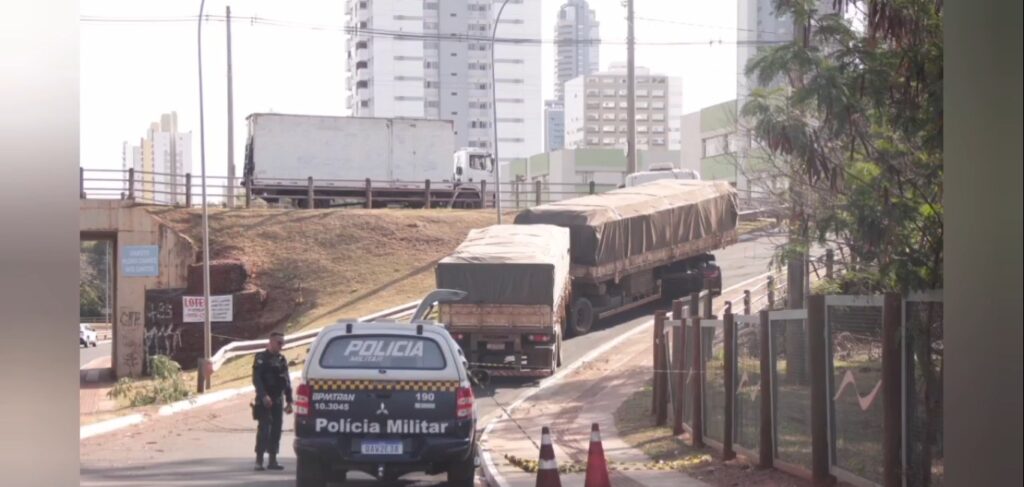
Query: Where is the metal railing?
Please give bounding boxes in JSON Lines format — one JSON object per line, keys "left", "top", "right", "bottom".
{"left": 82, "top": 167, "right": 778, "bottom": 212}
{"left": 208, "top": 299, "right": 420, "bottom": 372}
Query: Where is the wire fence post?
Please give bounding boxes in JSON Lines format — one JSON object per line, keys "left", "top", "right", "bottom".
{"left": 744, "top": 290, "right": 752, "bottom": 315}
{"left": 758, "top": 309, "right": 774, "bottom": 469}
{"left": 480, "top": 179, "right": 488, "bottom": 209}
{"left": 424, "top": 179, "right": 432, "bottom": 208}
{"left": 364, "top": 178, "right": 373, "bottom": 209}
{"left": 513, "top": 180, "right": 520, "bottom": 209}
{"left": 883, "top": 292, "right": 903, "bottom": 487}
{"left": 534, "top": 179, "right": 542, "bottom": 206}
{"left": 808, "top": 294, "right": 833, "bottom": 485}
{"left": 655, "top": 310, "right": 669, "bottom": 426}
{"left": 127, "top": 168, "right": 136, "bottom": 201}
{"left": 672, "top": 298, "right": 686, "bottom": 435}
{"left": 723, "top": 302, "right": 737, "bottom": 460}
{"left": 306, "top": 176, "right": 315, "bottom": 209}
{"left": 244, "top": 178, "right": 251, "bottom": 208}
{"left": 185, "top": 173, "right": 192, "bottom": 207}
{"left": 589, "top": 180, "right": 596, "bottom": 195}
{"left": 691, "top": 313, "right": 705, "bottom": 448}
{"left": 767, "top": 275, "right": 776, "bottom": 310}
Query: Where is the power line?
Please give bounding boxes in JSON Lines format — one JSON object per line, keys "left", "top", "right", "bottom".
{"left": 635, "top": 16, "right": 788, "bottom": 37}
{"left": 80, "top": 15, "right": 789, "bottom": 47}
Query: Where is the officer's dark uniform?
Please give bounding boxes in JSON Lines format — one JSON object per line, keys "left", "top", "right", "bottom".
{"left": 252, "top": 350, "right": 293, "bottom": 469}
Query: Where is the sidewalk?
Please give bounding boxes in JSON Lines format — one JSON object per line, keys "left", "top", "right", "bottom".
{"left": 482, "top": 325, "right": 710, "bottom": 487}
{"left": 80, "top": 355, "right": 118, "bottom": 418}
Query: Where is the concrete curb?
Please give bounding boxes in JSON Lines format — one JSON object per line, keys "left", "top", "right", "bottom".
{"left": 80, "top": 371, "right": 301, "bottom": 441}
{"left": 80, "top": 414, "right": 145, "bottom": 440}
{"left": 478, "top": 319, "right": 655, "bottom": 487}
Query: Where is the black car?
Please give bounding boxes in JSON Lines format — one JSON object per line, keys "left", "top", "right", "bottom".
{"left": 293, "top": 321, "right": 478, "bottom": 486}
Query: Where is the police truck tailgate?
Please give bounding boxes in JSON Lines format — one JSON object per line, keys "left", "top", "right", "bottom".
{"left": 295, "top": 333, "right": 473, "bottom": 459}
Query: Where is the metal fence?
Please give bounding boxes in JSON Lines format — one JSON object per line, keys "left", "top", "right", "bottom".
{"left": 903, "top": 292, "right": 944, "bottom": 487}
{"left": 651, "top": 289, "right": 943, "bottom": 487}
{"left": 826, "top": 295, "right": 886, "bottom": 486}
{"left": 769, "top": 310, "right": 814, "bottom": 474}
{"left": 82, "top": 167, "right": 776, "bottom": 212}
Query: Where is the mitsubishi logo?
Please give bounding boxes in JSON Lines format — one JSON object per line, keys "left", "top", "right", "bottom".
{"left": 376, "top": 402, "right": 389, "bottom": 416}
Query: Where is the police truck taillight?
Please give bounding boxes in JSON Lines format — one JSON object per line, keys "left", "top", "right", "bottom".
{"left": 525, "top": 334, "right": 552, "bottom": 343}
{"left": 295, "top": 383, "right": 311, "bottom": 416}
{"left": 456, "top": 386, "right": 474, "bottom": 419}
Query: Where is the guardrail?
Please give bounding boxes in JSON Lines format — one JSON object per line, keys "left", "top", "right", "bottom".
{"left": 81, "top": 167, "right": 776, "bottom": 213}
{"left": 208, "top": 299, "right": 420, "bottom": 372}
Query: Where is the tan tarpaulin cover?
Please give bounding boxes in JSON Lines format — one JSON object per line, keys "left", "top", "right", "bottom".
{"left": 513, "top": 179, "right": 738, "bottom": 267}
{"left": 435, "top": 224, "right": 571, "bottom": 306}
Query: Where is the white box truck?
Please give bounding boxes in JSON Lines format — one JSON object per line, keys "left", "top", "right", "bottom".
{"left": 243, "top": 113, "right": 493, "bottom": 208}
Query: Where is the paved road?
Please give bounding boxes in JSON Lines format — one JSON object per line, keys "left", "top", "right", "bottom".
{"left": 79, "top": 232, "right": 781, "bottom": 486}
{"left": 82, "top": 341, "right": 112, "bottom": 368}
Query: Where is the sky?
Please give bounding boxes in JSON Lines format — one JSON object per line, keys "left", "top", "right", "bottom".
{"left": 80, "top": 0, "right": 740, "bottom": 178}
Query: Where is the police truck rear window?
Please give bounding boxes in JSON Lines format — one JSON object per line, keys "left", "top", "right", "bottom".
{"left": 319, "top": 335, "right": 447, "bottom": 370}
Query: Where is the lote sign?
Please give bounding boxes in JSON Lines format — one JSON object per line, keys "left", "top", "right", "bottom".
{"left": 182, "top": 295, "right": 234, "bottom": 323}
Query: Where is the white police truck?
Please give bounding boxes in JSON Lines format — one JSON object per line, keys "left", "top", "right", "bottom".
{"left": 293, "top": 290, "right": 478, "bottom": 486}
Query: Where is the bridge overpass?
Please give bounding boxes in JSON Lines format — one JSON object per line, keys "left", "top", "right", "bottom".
{"left": 80, "top": 199, "right": 196, "bottom": 378}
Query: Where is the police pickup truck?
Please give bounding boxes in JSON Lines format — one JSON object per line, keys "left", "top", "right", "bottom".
{"left": 293, "top": 290, "right": 478, "bottom": 486}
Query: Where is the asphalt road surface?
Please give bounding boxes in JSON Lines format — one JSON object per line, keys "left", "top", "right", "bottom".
{"left": 79, "top": 230, "right": 782, "bottom": 486}
{"left": 82, "top": 341, "right": 112, "bottom": 368}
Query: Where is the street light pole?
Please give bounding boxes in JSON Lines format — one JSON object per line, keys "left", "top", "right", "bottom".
{"left": 491, "top": 0, "right": 511, "bottom": 224}
{"left": 197, "top": 0, "right": 213, "bottom": 387}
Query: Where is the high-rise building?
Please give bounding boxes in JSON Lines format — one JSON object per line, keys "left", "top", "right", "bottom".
{"left": 553, "top": 0, "right": 600, "bottom": 101}
{"left": 122, "top": 112, "right": 192, "bottom": 205}
{"left": 345, "top": 0, "right": 542, "bottom": 166}
{"left": 563, "top": 64, "right": 682, "bottom": 151}
{"left": 544, "top": 0, "right": 599, "bottom": 153}
{"left": 544, "top": 100, "right": 565, "bottom": 152}
{"left": 736, "top": 0, "right": 837, "bottom": 103}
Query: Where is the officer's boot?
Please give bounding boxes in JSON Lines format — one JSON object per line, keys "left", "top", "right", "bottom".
{"left": 267, "top": 454, "right": 284, "bottom": 470}
{"left": 254, "top": 454, "right": 265, "bottom": 471}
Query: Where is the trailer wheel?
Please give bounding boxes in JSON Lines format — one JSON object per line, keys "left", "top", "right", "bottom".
{"left": 568, "top": 297, "right": 594, "bottom": 337}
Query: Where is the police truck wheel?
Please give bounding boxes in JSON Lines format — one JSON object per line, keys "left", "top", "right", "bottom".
{"left": 568, "top": 298, "right": 594, "bottom": 337}
{"left": 446, "top": 444, "right": 477, "bottom": 487}
{"left": 295, "top": 454, "right": 326, "bottom": 487}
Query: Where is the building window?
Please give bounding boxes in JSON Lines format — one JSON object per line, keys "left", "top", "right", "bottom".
{"left": 702, "top": 135, "right": 728, "bottom": 158}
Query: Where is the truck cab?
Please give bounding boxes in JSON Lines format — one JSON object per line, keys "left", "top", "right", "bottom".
{"left": 452, "top": 148, "right": 493, "bottom": 188}
{"left": 621, "top": 163, "right": 701, "bottom": 188}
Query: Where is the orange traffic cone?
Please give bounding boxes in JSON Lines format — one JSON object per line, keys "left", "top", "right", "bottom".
{"left": 584, "top": 423, "right": 611, "bottom": 487}
{"left": 535, "top": 426, "right": 562, "bottom": 487}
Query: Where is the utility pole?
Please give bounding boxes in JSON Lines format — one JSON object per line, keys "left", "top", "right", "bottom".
{"left": 197, "top": 0, "right": 213, "bottom": 390}
{"left": 225, "top": 5, "right": 236, "bottom": 208}
{"left": 625, "top": 0, "right": 637, "bottom": 176}
{"left": 491, "top": 0, "right": 511, "bottom": 223}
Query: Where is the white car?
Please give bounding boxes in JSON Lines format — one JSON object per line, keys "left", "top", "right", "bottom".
{"left": 80, "top": 323, "right": 98, "bottom": 348}
{"left": 622, "top": 162, "right": 701, "bottom": 188}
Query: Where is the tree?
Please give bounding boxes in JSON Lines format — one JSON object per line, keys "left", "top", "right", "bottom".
{"left": 80, "top": 241, "right": 111, "bottom": 319}
{"left": 742, "top": 3, "right": 943, "bottom": 483}
{"left": 742, "top": 0, "right": 943, "bottom": 294}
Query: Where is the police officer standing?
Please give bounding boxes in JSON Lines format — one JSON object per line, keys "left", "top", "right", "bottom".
{"left": 252, "top": 331, "right": 293, "bottom": 471}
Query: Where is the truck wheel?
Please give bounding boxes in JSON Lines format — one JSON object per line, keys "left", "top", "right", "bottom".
{"left": 446, "top": 444, "right": 477, "bottom": 487}
{"left": 569, "top": 298, "right": 594, "bottom": 337}
{"left": 296, "top": 453, "right": 327, "bottom": 487}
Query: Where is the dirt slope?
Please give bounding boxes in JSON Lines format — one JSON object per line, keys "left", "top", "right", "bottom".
{"left": 150, "top": 208, "right": 503, "bottom": 332}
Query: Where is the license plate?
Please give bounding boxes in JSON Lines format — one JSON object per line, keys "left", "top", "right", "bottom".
{"left": 486, "top": 342, "right": 506, "bottom": 351}
{"left": 361, "top": 440, "right": 403, "bottom": 455}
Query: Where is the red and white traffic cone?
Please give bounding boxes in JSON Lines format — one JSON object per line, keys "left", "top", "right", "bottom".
{"left": 584, "top": 423, "right": 611, "bottom": 487}
{"left": 535, "top": 426, "right": 562, "bottom": 487}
